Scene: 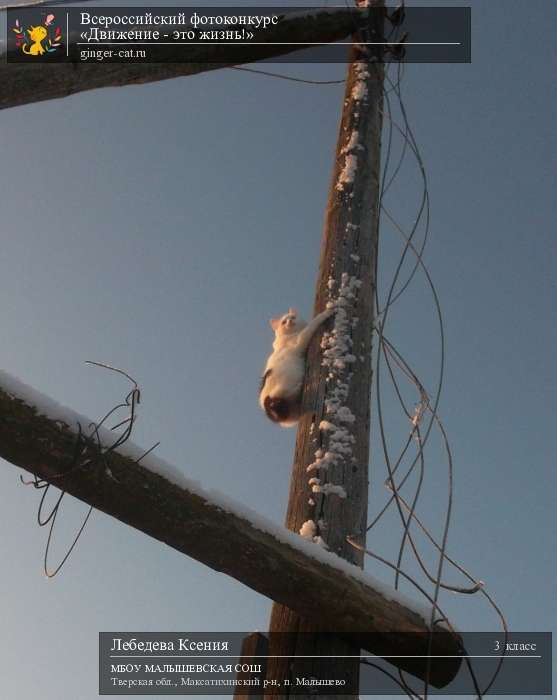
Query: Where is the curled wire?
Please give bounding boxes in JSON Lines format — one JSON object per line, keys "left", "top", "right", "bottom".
{"left": 337, "top": 47, "right": 509, "bottom": 699}
{"left": 20, "top": 362, "right": 158, "bottom": 577}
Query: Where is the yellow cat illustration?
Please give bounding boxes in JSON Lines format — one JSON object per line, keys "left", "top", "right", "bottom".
{"left": 22, "top": 25, "right": 47, "bottom": 56}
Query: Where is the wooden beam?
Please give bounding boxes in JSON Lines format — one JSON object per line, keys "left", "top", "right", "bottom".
{"left": 1, "top": 8, "right": 364, "bottom": 111}
{"left": 0, "top": 377, "right": 462, "bottom": 686}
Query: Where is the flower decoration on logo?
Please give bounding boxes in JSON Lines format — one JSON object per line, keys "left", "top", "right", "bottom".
{"left": 13, "top": 14, "right": 62, "bottom": 56}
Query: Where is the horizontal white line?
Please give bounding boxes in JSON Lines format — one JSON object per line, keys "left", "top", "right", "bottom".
{"left": 109, "top": 654, "right": 542, "bottom": 659}
{"left": 75, "top": 42, "right": 462, "bottom": 46}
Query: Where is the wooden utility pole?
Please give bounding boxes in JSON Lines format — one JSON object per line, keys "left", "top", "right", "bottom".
{"left": 265, "top": 5, "right": 385, "bottom": 697}
{"left": 234, "top": 633, "right": 269, "bottom": 700}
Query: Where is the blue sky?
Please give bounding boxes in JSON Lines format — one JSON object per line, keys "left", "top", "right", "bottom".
{"left": 1, "top": 0, "right": 556, "bottom": 698}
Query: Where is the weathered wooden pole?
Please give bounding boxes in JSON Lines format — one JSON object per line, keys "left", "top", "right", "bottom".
{"left": 265, "top": 4, "right": 385, "bottom": 697}
{"left": 233, "top": 633, "right": 269, "bottom": 700}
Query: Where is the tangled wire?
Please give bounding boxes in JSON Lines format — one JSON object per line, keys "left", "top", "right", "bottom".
{"left": 352, "top": 33, "right": 508, "bottom": 700}
{"left": 20, "top": 362, "right": 159, "bottom": 578}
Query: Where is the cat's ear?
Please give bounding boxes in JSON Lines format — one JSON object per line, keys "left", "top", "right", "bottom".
{"left": 288, "top": 308, "right": 298, "bottom": 317}
{"left": 270, "top": 318, "right": 280, "bottom": 331}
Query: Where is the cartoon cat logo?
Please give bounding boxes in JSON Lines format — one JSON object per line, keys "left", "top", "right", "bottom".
{"left": 13, "top": 14, "right": 62, "bottom": 56}
{"left": 22, "top": 25, "right": 48, "bottom": 55}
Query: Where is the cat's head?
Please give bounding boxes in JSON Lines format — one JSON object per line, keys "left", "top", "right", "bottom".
{"left": 270, "top": 308, "right": 306, "bottom": 336}
{"left": 28, "top": 25, "right": 47, "bottom": 41}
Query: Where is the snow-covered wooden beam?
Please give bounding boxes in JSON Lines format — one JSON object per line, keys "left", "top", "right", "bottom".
{"left": 0, "top": 371, "right": 462, "bottom": 687}
{"left": 1, "top": 8, "right": 364, "bottom": 112}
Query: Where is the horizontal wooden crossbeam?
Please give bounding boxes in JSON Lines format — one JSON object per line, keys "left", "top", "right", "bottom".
{"left": 0, "top": 374, "right": 463, "bottom": 687}
{"left": 2, "top": 8, "right": 365, "bottom": 111}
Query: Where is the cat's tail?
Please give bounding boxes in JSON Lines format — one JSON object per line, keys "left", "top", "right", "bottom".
{"left": 263, "top": 395, "right": 298, "bottom": 427}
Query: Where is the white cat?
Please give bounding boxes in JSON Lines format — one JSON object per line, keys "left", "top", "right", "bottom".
{"left": 259, "top": 307, "right": 334, "bottom": 427}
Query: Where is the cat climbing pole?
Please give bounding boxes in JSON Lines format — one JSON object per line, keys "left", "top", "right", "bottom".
{"left": 0, "top": 1, "right": 463, "bottom": 696}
